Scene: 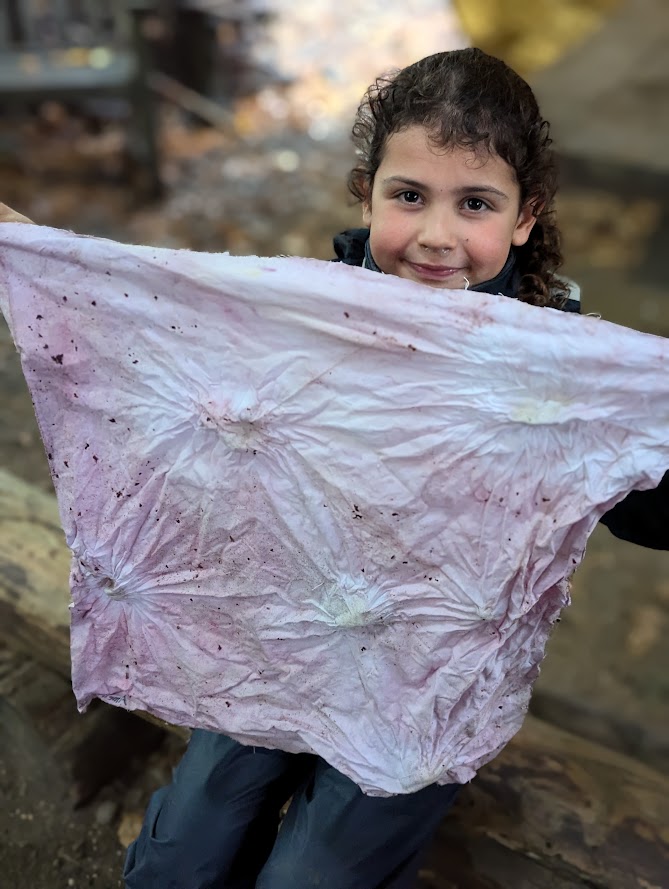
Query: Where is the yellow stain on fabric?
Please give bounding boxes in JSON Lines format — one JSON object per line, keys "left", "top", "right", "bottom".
{"left": 452, "top": 0, "right": 621, "bottom": 76}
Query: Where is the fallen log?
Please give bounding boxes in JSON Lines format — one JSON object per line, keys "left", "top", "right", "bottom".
{"left": 0, "top": 468, "right": 667, "bottom": 885}
{"left": 0, "top": 468, "right": 186, "bottom": 738}
{"left": 424, "top": 715, "right": 669, "bottom": 888}
{"left": 0, "top": 468, "right": 70, "bottom": 675}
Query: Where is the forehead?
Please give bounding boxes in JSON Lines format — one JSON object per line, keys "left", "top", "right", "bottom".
{"left": 377, "top": 125, "right": 518, "bottom": 190}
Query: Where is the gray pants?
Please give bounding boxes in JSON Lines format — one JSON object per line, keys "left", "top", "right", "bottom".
{"left": 124, "top": 729, "right": 461, "bottom": 889}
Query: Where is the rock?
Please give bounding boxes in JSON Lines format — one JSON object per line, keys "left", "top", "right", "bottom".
{"left": 117, "top": 811, "right": 144, "bottom": 849}
{"left": 94, "top": 800, "right": 118, "bottom": 826}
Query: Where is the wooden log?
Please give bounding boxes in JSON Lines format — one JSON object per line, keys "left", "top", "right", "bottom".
{"left": 422, "top": 714, "right": 669, "bottom": 888}
{"left": 1, "top": 467, "right": 668, "bottom": 885}
{"left": 0, "top": 468, "right": 186, "bottom": 738}
{"left": 0, "top": 468, "right": 70, "bottom": 676}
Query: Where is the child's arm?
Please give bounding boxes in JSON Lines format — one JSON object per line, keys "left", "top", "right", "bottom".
{"left": 600, "top": 471, "right": 669, "bottom": 550}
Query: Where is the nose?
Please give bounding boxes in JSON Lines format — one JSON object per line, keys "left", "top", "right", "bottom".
{"left": 418, "top": 207, "right": 459, "bottom": 252}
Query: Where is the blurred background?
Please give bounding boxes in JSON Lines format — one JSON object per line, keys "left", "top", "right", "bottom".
{"left": 0, "top": 1, "right": 668, "bottom": 886}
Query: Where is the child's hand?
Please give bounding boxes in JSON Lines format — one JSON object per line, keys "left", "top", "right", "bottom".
{"left": 0, "top": 203, "right": 33, "bottom": 224}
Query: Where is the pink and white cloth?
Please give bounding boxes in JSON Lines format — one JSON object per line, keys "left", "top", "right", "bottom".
{"left": 1, "top": 223, "right": 667, "bottom": 795}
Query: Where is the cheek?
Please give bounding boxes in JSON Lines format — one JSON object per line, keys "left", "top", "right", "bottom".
{"left": 468, "top": 221, "right": 516, "bottom": 260}
{"left": 371, "top": 211, "right": 411, "bottom": 253}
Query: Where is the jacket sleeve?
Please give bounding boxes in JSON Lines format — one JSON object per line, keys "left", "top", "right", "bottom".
{"left": 565, "top": 293, "right": 669, "bottom": 550}
{"left": 599, "top": 471, "right": 669, "bottom": 549}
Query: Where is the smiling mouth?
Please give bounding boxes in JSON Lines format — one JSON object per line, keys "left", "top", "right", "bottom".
{"left": 406, "top": 261, "right": 468, "bottom": 281}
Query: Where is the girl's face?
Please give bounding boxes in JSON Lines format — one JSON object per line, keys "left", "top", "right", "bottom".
{"left": 362, "top": 125, "right": 536, "bottom": 289}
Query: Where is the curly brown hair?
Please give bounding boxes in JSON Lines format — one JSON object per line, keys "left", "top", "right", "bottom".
{"left": 348, "top": 48, "right": 568, "bottom": 308}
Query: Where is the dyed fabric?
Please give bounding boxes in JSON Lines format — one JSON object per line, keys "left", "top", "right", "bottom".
{"left": 1, "top": 223, "right": 667, "bottom": 795}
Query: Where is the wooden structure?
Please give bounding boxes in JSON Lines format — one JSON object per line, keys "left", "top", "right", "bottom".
{"left": 0, "top": 467, "right": 668, "bottom": 886}
{"left": 0, "top": 1, "right": 161, "bottom": 194}
{"left": 152, "top": 1, "right": 281, "bottom": 103}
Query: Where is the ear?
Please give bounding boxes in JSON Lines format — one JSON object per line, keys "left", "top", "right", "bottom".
{"left": 511, "top": 201, "right": 538, "bottom": 247}
{"left": 362, "top": 196, "right": 372, "bottom": 228}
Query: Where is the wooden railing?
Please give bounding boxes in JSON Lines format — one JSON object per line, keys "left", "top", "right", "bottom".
{"left": 0, "top": 0, "right": 161, "bottom": 194}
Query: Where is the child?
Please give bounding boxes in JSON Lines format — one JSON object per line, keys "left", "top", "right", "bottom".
{"left": 123, "top": 47, "right": 582, "bottom": 889}
{"left": 1, "top": 47, "right": 665, "bottom": 889}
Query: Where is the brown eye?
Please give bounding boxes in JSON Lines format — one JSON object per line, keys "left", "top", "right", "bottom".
{"left": 464, "top": 198, "right": 487, "bottom": 212}
{"left": 400, "top": 191, "right": 421, "bottom": 204}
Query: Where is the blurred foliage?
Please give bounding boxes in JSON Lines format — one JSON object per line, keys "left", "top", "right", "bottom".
{"left": 452, "top": 0, "right": 621, "bottom": 75}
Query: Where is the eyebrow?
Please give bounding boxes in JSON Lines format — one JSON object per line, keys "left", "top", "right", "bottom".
{"left": 381, "top": 176, "right": 510, "bottom": 200}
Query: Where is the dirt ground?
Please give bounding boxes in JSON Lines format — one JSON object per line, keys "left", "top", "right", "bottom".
{"left": 0, "top": 647, "right": 185, "bottom": 889}
{"left": 1, "top": 3, "right": 669, "bottom": 888}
